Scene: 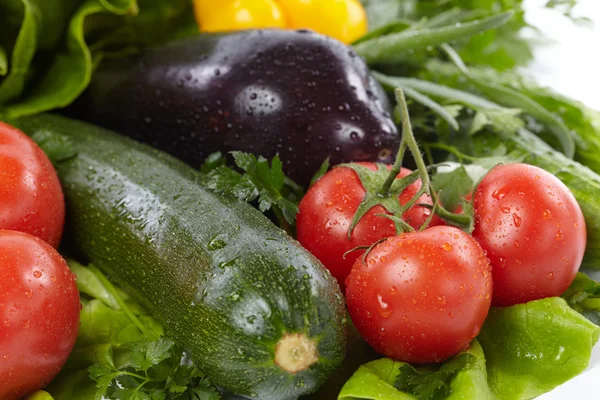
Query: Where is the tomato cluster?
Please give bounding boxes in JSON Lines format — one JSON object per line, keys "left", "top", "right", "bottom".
{"left": 298, "top": 161, "right": 586, "bottom": 363}
{"left": 0, "top": 122, "right": 80, "bottom": 399}
{"left": 193, "top": 0, "right": 368, "bottom": 44}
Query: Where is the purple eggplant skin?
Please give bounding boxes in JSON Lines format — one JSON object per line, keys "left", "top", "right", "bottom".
{"left": 76, "top": 29, "right": 399, "bottom": 185}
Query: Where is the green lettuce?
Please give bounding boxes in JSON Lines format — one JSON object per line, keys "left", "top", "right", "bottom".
{"left": 340, "top": 297, "right": 599, "bottom": 400}
{"left": 0, "top": 0, "right": 195, "bottom": 119}
{"left": 478, "top": 297, "right": 599, "bottom": 400}
{"left": 339, "top": 341, "right": 492, "bottom": 400}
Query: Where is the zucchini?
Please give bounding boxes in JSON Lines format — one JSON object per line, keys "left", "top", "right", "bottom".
{"left": 470, "top": 128, "right": 600, "bottom": 270}
{"left": 12, "top": 114, "right": 347, "bottom": 399}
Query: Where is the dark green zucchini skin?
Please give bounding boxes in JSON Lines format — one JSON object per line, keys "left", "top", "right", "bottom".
{"left": 13, "top": 114, "right": 347, "bottom": 399}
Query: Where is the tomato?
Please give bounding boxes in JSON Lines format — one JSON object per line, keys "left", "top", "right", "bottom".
{"left": 0, "top": 230, "right": 80, "bottom": 399}
{"left": 0, "top": 122, "right": 65, "bottom": 248}
{"left": 297, "top": 162, "right": 444, "bottom": 290}
{"left": 472, "top": 163, "right": 585, "bottom": 307}
{"left": 345, "top": 226, "right": 492, "bottom": 364}
{"left": 277, "top": 0, "right": 368, "bottom": 44}
{"left": 194, "top": 0, "right": 286, "bottom": 33}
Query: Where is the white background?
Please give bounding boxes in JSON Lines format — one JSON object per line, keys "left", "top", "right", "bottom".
{"left": 524, "top": 1, "right": 600, "bottom": 397}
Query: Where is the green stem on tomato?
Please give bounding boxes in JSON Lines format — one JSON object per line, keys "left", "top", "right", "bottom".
{"left": 379, "top": 139, "right": 407, "bottom": 196}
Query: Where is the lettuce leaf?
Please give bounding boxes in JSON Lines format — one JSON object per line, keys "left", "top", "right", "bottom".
{"left": 0, "top": 0, "right": 195, "bottom": 119}
{"left": 338, "top": 341, "right": 492, "bottom": 400}
{"left": 340, "top": 297, "right": 599, "bottom": 400}
{"left": 478, "top": 297, "right": 600, "bottom": 400}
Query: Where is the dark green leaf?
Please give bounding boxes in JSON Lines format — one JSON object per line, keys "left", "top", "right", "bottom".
{"left": 199, "top": 152, "right": 226, "bottom": 174}
{"left": 30, "top": 129, "right": 77, "bottom": 164}
{"left": 309, "top": 158, "right": 331, "bottom": 187}
{"left": 394, "top": 353, "right": 474, "bottom": 400}
{"left": 563, "top": 272, "right": 600, "bottom": 325}
{"left": 431, "top": 165, "right": 473, "bottom": 210}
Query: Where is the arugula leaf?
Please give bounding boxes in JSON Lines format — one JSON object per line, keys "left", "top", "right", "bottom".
{"left": 395, "top": 353, "right": 474, "bottom": 400}
{"left": 354, "top": 12, "right": 513, "bottom": 65}
{"left": 563, "top": 272, "right": 600, "bottom": 325}
{"left": 202, "top": 151, "right": 303, "bottom": 227}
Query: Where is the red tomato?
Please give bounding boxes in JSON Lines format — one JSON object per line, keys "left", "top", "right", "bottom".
{"left": 0, "top": 122, "right": 65, "bottom": 248}
{"left": 346, "top": 226, "right": 492, "bottom": 364}
{"left": 0, "top": 230, "right": 80, "bottom": 399}
{"left": 472, "top": 163, "right": 585, "bottom": 307}
{"left": 297, "top": 162, "right": 444, "bottom": 290}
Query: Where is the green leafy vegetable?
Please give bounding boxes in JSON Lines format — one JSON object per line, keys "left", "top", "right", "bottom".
{"left": 431, "top": 164, "right": 473, "bottom": 211}
{"left": 0, "top": 0, "right": 196, "bottom": 119}
{"left": 47, "top": 261, "right": 220, "bottom": 400}
{"left": 563, "top": 272, "right": 600, "bottom": 325}
{"left": 354, "top": 12, "right": 513, "bottom": 65}
{"left": 89, "top": 338, "right": 220, "bottom": 400}
{"left": 478, "top": 297, "right": 600, "bottom": 400}
{"left": 394, "top": 353, "right": 474, "bottom": 400}
{"left": 339, "top": 340, "right": 493, "bottom": 400}
{"left": 202, "top": 151, "right": 303, "bottom": 227}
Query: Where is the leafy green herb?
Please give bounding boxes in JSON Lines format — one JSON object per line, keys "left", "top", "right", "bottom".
{"left": 202, "top": 151, "right": 303, "bottom": 226}
{"left": 309, "top": 157, "right": 331, "bottom": 187}
{"left": 395, "top": 353, "right": 474, "bottom": 400}
{"left": 431, "top": 164, "right": 473, "bottom": 211}
{"left": 563, "top": 272, "right": 600, "bottom": 325}
{"left": 47, "top": 261, "right": 219, "bottom": 400}
{"left": 89, "top": 338, "right": 220, "bottom": 400}
{"left": 354, "top": 12, "right": 513, "bottom": 65}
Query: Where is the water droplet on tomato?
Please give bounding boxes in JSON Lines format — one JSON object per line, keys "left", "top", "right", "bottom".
{"left": 500, "top": 206, "right": 511, "bottom": 214}
{"left": 548, "top": 272, "right": 556, "bottom": 280}
{"left": 441, "top": 242, "right": 453, "bottom": 252}
{"left": 421, "top": 291, "right": 428, "bottom": 298}
{"left": 498, "top": 256, "right": 507, "bottom": 268}
{"left": 492, "top": 186, "right": 510, "bottom": 200}
{"left": 556, "top": 230, "right": 564, "bottom": 240}
{"left": 33, "top": 271, "right": 42, "bottom": 279}
{"left": 543, "top": 209, "right": 552, "bottom": 219}
{"left": 514, "top": 240, "right": 520, "bottom": 248}
{"left": 24, "top": 290, "right": 32, "bottom": 298}
{"left": 390, "top": 286, "right": 397, "bottom": 295}
{"left": 471, "top": 324, "right": 480, "bottom": 338}
{"left": 513, "top": 214, "right": 522, "bottom": 227}
{"left": 437, "top": 295, "right": 446, "bottom": 305}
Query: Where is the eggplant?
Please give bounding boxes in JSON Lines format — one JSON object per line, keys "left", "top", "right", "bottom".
{"left": 74, "top": 29, "right": 398, "bottom": 185}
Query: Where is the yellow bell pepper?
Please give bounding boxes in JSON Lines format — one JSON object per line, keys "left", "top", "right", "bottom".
{"left": 277, "top": 0, "right": 368, "bottom": 44}
{"left": 194, "top": 0, "right": 287, "bottom": 33}
{"left": 193, "top": 0, "right": 368, "bottom": 44}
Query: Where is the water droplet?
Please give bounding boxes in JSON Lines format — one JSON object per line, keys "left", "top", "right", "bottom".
{"left": 376, "top": 294, "right": 393, "bottom": 318}
{"left": 492, "top": 186, "right": 510, "bottom": 200}
{"left": 498, "top": 256, "right": 507, "bottom": 268}
{"left": 548, "top": 272, "right": 556, "bottom": 280}
{"left": 514, "top": 240, "right": 520, "bottom": 248}
{"left": 24, "top": 290, "right": 32, "bottom": 298}
{"left": 500, "top": 206, "right": 511, "bottom": 214}
{"left": 421, "top": 291, "right": 428, "bottom": 298}
{"left": 437, "top": 295, "right": 446, "bottom": 305}
{"left": 543, "top": 209, "right": 552, "bottom": 219}
{"left": 33, "top": 271, "right": 42, "bottom": 279}
{"left": 441, "top": 242, "right": 453, "bottom": 252}
{"left": 512, "top": 214, "right": 522, "bottom": 227}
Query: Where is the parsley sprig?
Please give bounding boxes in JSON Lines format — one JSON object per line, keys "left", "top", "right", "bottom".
{"left": 202, "top": 151, "right": 304, "bottom": 229}
{"left": 395, "top": 353, "right": 474, "bottom": 400}
{"left": 90, "top": 338, "right": 220, "bottom": 400}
